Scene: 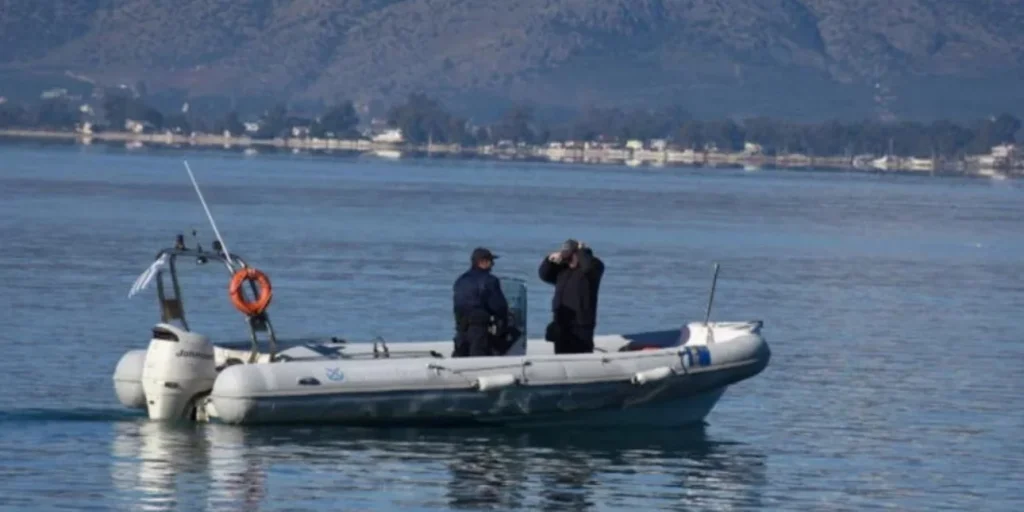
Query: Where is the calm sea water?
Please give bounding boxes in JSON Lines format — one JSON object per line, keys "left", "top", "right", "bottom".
{"left": 0, "top": 144, "right": 1022, "bottom": 511}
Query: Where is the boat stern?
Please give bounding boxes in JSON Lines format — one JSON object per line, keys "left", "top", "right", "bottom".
{"left": 139, "top": 323, "right": 218, "bottom": 421}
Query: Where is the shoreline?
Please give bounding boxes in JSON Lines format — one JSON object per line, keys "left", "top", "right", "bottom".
{"left": 0, "top": 128, "right": 1018, "bottom": 179}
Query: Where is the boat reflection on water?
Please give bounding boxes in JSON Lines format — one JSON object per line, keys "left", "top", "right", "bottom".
{"left": 110, "top": 421, "right": 767, "bottom": 511}
{"left": 367, "top": 426, "right": 770, "bottom": 511}
{"left": 110, "top": 421, "right": 265, "bottom": 511}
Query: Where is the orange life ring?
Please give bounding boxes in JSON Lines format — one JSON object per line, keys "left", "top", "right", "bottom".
{"left": 228, "top": 267, "right": 273, "bottom": 317}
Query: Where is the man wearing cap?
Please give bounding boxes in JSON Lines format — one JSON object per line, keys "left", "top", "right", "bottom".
{"left": 538, "top": 239, "right": 605, "bottom": 354}
{"left": 451, "top": 247, "right": 511, "bottom": 357}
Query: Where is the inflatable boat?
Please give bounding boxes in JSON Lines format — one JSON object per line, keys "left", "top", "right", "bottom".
{"left": 113, "top": 238, "right": 770, "bottom": 426}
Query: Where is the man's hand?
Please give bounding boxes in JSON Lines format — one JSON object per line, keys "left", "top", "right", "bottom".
{"left": 548, "top": 251, "right": 563, "bottom": 263}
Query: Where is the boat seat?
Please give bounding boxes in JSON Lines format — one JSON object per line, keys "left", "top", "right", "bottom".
{"left": 214, "top": 337, "right": 346, "bottom": 352}
{"left": 618, "top": 326, "right": 688, "bottom": 351}
{"left": 274, "top": 345, "right": 346, "bottom": 362}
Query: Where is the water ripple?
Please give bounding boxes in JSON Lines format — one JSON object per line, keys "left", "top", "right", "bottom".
{"left": 0, "top": 146, "right": 1022, "bottom": 510}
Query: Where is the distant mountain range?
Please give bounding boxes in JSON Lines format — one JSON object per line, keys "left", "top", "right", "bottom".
{"left": 1, "top": 0, "right": 1022, "bottom": 121}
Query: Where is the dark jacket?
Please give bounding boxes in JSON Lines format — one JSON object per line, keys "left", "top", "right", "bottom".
{"left": 453, "top": 267, "right": 509, "bottom": 326}
{"left": 538, "top": 248, "right": 605, "bottom": 327}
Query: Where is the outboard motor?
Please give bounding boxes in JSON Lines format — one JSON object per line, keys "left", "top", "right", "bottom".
{"left": 141, "top": 323, "right": 217, "bottom": 421}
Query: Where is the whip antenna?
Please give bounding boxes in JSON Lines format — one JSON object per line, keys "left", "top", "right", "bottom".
{"left": 183, "top": 160, "right": 235, "bottom": 269}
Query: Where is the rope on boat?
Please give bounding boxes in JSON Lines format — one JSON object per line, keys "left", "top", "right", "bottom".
{"left": 422, "top": 346, "right": 699, "bottom": 390}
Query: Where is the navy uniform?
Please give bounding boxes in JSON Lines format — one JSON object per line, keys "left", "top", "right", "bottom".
{"left": 452, "top": 247, "right": 510, "bottom": 357}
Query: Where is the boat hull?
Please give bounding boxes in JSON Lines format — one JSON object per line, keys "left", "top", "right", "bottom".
{"left": 114, "top": 321, "right": 769, "bottom": 427}
{"left": 207, "top": 329, "right": 767, "bottom": 426}
{"left": 210, "top": 381, "right": 730, "bottom": 428}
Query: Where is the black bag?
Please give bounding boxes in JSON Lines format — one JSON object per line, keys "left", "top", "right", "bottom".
{"left": 490, "top": 325, "right": 522, "bottom": 355}
{"left": 544, "top": 321, "right": 562, "bottom": 343}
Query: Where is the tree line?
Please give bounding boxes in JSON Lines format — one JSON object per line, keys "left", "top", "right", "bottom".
{"left": 1, "top": 90, "right": 1020, "bottom": 158}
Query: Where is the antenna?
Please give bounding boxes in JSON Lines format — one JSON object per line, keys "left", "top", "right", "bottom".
{"left": 190, "top": 228, "right": 203, "bottom": 252}
{"left": 703, "top": 262, "right": 720, "bottom": 345}
{"left": 703, "top": 262, "right": 720, "bottom": 326}
{"left": 183, "top": 160, "right": 235, "bottom": 269}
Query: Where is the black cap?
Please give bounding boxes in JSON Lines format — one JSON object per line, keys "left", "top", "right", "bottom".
{"left": 560, "top": 238, "right": 579, "bottom": 258}
{"left": 471, "top": 247, "right": 499, "bottom": 263}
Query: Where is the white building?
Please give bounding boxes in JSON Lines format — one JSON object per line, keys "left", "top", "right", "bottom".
{"left": 372, "top": 128, "right": 403, "bottom": 143}
{"left": 41, "top": 88, "right": 68, "bottom": 100}
{"left": 124, "top": 119, "right": 148, "bottom": 133}
{"left": 991, "top": 144, "right": 1017, "bottom": 159}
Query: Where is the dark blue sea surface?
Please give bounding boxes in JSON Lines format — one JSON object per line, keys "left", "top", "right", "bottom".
{"left": 0, "top": 145, "right": 1021, "bottom": 510}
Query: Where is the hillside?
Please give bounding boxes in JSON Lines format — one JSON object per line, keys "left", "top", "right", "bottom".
{"left": 1, "top": 0, "right": 1022, "bottom": 121}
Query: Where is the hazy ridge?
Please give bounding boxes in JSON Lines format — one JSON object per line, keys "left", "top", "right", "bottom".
{"left": 1, "top": 0, "right": 1022, "bottom": 120}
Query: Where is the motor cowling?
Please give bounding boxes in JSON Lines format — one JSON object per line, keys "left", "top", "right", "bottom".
{"left": 141, "top": 323, "right": 217, "bottom": 421}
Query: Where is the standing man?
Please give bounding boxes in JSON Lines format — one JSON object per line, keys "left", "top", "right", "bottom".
{"left": 452, "top": 247, "right": 510, "bottom": 357}
{"left": 538, "top": 239, "right": 605, "bottom": 354}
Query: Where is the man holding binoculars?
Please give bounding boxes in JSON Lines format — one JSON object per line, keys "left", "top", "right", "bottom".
{"left": 538, "top": 239, "right": 605, "bottom": 354}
